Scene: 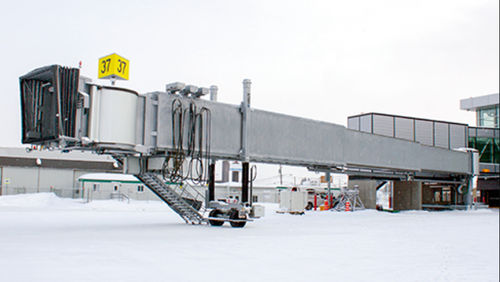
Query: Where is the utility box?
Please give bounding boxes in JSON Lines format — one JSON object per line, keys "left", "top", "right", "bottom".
{"left": 251, "top": 205, "right": 265, "bottom": 218}
{"left": 280, "top": 190, "right": 308, "bottom": 213}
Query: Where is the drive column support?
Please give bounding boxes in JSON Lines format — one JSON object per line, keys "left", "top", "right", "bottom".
{"left": 242, "top": 162, "right": 249, "bottom": 204}
{"left": 208, "top": 162, "right": 215, "bottom": 202}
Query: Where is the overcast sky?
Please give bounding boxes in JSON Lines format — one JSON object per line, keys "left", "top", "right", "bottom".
{"left": 1, "top": 0, "right": 498, "bottom": 151}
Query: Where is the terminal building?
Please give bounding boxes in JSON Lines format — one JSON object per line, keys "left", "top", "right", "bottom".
{"left": 347, "top": 93, "right": 499, "bottom": 208}
{"left": 460, "top": 93, "right": 499, "bottom": 206}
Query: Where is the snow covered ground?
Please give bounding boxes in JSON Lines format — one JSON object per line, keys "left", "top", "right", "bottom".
{"left": 0, "top": 193, "right": 498, "bottom": 282}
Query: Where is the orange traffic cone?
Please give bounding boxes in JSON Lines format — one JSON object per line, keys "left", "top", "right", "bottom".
{"left": 345, "top": 201, "right": 351, "bottom": 212}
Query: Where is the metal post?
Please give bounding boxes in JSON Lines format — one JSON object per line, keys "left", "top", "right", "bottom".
{"left": 210, "top": 85, "right": 218, "bottom": 102}
{"left": 279, "top": 164, "right": 283, "bottom": 185}
{"left": 249, "top": 165, "right": 256, "bottom": 206}
{"left": 240, "top": 79, "right": 251, "bottom": 160}
{"left": 208, "top": 85, "right": 218, "bottom": 203}
{"left": 242, "top": 162, "right": 249, "bottom": 204}
{"left": 208, "top": 163, "right": 215, "bottom": 202}
{"left": 243, "top": 79, "right": 251, "bottom": 108}
{"left": 465, "top": 178, "right": 473, "bottom": 210}
{"left": 37, "top": 166, "right": 41, "bottom": 193}
{"left": 326, "top": 172, "right": 331, "bottom": 209}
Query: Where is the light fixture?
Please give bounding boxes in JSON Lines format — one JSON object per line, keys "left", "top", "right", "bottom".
{"left": 193, "top": 87, "right": 209, "bottom": 98}
{"left": 181, "top": 85, "right": 198, "bottom": 96}
{"left": 166, "top": 82, "right": 186, "bottom": 94}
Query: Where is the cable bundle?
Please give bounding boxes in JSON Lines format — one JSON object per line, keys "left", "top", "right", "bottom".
{"left": 163, "top": 98, "right": 212, "bottom": 184}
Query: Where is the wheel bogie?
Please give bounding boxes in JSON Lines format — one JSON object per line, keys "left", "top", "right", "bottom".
{"left": 207, "top": 208, "right": 248, "bottom": 228}
{"left": 229, "top": 209, "right": 247, "bottom": 228}
{"left": 208, "top": 209, "right": 224, "bottom": 226}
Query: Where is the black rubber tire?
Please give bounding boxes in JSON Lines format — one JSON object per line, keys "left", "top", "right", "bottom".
{"left": 229, "top": 209, "right": 246, "bottom": 228}
{"left": 208, "top": 209, "right": 224, "bottom": 226}
{"left": 305, "top": 202, "right": 313, "bottom": 210}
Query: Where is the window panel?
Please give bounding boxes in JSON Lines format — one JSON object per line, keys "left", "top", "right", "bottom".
{"left": 373, "top": 114, "right": 394, "bottom": 137}
{"left": 395, "top": 117, "right": 414, "bottom": 141}
{"left": 415, "top": 120, "right": 433, "bottom": 146}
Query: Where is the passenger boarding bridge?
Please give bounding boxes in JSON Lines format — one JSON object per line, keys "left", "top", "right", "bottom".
{"left": 19, "top": 65, "right": 477, "bottom": 226}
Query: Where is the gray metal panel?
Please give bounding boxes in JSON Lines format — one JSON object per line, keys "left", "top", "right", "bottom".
{"left": 143, "top": 93, "right": 158, "bottom": 148}
{"left": 143, "top": 92, "right": 471, "bottom": 175}
{"left": 155, "top": 93, "right": 241, "bottom": 158}
{"left": 460, "top": 93, "right": 499, "bottom": 110}
{"left": 395, "top": 117, "right": 414, "bottom": 141}
{"left": 39, "top": 168, "right": 74, "bottom": 190}
{"left": 415, "top": 120, "right": 433, "bottom": 146}
{"left": 347, "top": 117, "right": 359, "bottom": 131}
{"left": 206, "top": 101, "right": 242, "bottom": 157}
{"left": 343, "top": 130, "right": 469, "bottom": 173}
{"left": 468, "top": 127, "right": 476, "bottom": 137}
{"left": 468, "top": 127, "right": 500, "bottom": 138}
{"left": 1, "top": 167, "right": 37, "bottom": 193}
{"left": 360, "top": 115, "right": 372, "bottom": 133}
{"left": 249, "top": 110, "right": 345, "bottom": 166}
{"left": 434, "top": 122, "right": 449, "bottom": 149}
{"left": 372, "top": 114, "right": 394, "bottom": 137}
{"left": 450, "top": 124, "right": 466, "bottom": 149}
{"left": 476, "top": 128, "right": 497, "bottom": 138}
{"left": 135, "top": 96, "right": 145, "bottom": 146}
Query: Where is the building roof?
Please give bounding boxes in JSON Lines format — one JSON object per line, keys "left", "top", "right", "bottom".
{"left": 0, "top": 147, "right": 114, "bottom": 161}
{"left": 460, "top": 93, "right": 499, "bottom": 111}
{"left": 0, "top": 147, "right": 120, "bottom": 170}
{"left": 78, "top": 173, "right": 140, "bottom": 183}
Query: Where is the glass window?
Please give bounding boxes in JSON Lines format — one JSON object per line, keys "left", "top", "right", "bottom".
{"left": 468, "top": 137, "right": 476, "bottom": 149}
{"left": 476, "top": 137, "right": 494, "bottom": 163}
{"left": 494, "top": 138, "right": 500, "bottom": 164}
{"left": 469, "top": 136, "right": 500, "bottom": 164}
{"left": 232, "top": 171, "right": 239, "bottom": 182}
{"left": 478, "top": 107, "right": 498, "bottom": 128}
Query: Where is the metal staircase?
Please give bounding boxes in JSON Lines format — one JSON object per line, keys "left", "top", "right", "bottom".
{"left": 136, "top": 173, "right": 205, "bottom": 224}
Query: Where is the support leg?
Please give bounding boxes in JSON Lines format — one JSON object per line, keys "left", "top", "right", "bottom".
{"left": 208, "top": 162, "right": 215, "bottom": 202}
{"left": 242, "top": 162, "right": 249, "bottom": 204}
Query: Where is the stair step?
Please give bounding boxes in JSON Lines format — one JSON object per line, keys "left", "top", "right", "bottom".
{"left": 136, "top": 173, "right": 204, "bottom": 225}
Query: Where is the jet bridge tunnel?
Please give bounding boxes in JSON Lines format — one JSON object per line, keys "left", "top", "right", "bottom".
{"left": 19, "top": 65, "right": 476, "bottom": 211}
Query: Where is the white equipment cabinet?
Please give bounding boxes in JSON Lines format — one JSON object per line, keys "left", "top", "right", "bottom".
{"left": 279, "top": 190, "right": 308, "bottom": 213}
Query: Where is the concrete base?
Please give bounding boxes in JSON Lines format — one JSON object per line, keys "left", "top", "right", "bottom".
{"left": 393, "top": 181, "right": 422, "bottom": 210}
{"left": 348, "top": 180, "right": 378, "bottom": 209}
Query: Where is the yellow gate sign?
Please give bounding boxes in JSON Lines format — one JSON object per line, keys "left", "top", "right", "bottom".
{"left": 98, "top": 53, "right": 129, "bottom": 80}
